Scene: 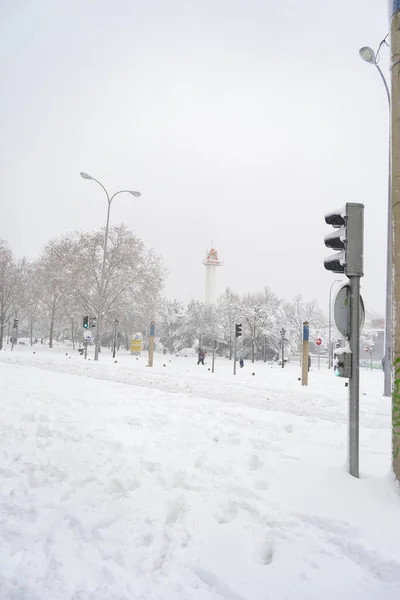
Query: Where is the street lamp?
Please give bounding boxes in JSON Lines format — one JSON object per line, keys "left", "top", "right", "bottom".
{"left": 359, "top": 39, "right": 392, "bottom": 396}
{"left": 328, "top": 279, "right": 343, "bottom": 369}
{"left": 80, "top": 172, "right": 141, "bottom": 361}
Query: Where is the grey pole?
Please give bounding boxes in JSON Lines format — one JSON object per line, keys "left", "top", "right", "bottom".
{"left": 349, "top": 275, "right": 361, "bottom": 478}
{"left": 328, "top": 279, "right": 342, "bottom": 368}
{"left": 80, "top": 173, "right": 140, "bottom": 361}
{"left": 375, "top": 62, "right": 392, "bottom": 397}
{"left": 233, "top": 333, "right": 237, "bottom": 375}
{"left": 280, "top": 328, "right": 285, "bottom": 368}
{"left": 359, "top": 47, "right": 392, "bottom": 396}
{"left": 113, "top": 319, "right": 119, "bottom": 359}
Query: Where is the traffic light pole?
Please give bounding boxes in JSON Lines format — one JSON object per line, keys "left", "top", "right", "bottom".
{"left": 348, "top": 275, "right": 361, "bottom": 478}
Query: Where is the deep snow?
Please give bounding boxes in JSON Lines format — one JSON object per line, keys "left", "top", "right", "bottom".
{"left": 0, "top": 345, "right": 399, "bottom": 599}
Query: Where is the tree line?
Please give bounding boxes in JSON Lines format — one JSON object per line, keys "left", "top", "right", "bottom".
{"left": 0, "top": 225, "right": 165, "bottom": 350}
{"left": 0, "top": 229, "right": 325, "bottom": 360}
{"left": 157, "top": 289, "right": 325, "bottom": 362}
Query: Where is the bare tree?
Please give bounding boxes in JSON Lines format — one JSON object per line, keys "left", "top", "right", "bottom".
{"left": 283, "top": 294, "right": 325, "bottom": 360}
{"left": 36, "top": 236, "right": 76, "bottom": 348}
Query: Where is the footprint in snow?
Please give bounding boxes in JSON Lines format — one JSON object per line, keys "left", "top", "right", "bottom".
{"left": 249, "top": 454, "right": 263, "bottom": 471}
{"left": 214, "top": 499, "right": 238, "bottom": 524}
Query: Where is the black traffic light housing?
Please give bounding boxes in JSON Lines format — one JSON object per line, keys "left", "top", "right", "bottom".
{"left": 235, "top": 323, "right": 242, "bottom": 338}
{"left": 13, "top": 318, "right": 19, "bottom": 329}
{"left": 324, "top": 203, "right": 364, "bottom": 277}
{"left": 91, "top": 316, "right": 96, "bottom": 328}
{"left": 83, "top": 315, "right": 89, "bottom": 329}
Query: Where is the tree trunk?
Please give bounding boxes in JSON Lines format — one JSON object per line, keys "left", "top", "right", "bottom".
{"left": 30, "top": 319, "right": 33, "bottom": 346}
{"left": 229, "top": 332, "right": 232, "bottom": 360}
{"left": 251, "top": 337, "right": 255, "bottom": 363}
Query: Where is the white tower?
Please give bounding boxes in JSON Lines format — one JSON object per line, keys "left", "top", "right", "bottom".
{"left": 203, "top": 247, "right": 223, "bottom": 305}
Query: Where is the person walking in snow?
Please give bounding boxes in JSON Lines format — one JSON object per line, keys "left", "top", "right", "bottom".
{"left": 197, "top": 347, "right": 205, "bottom": 365}
{"left": 239, "top": 357, "right": 244, "bottom": 368}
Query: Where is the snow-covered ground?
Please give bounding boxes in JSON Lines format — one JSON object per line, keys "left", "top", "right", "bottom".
{"left": 0, "top": 344, "right": 399, "bottom": 599}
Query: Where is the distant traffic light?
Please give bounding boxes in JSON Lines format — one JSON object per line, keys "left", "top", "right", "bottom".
{"left": 324, "top": 203, "right": 364, "bottom": 276}
{"left": 91, "top": 316, "right": 96, "bottom": 328}
{"left": 333, "top": 349, "right": 352, "bottom": 378}
{"left": 13, "top": 318, "right": 19, "bottom": 329}
{"left": 83, "top": 315, "right": 89, "bottom": 329}
{"left": 235, "top": 323, "right": 242, "bottom": 338}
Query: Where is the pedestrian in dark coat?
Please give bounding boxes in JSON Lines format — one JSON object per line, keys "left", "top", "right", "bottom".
{"left": 197, "top": 347, "right": 205, "bottom": 365}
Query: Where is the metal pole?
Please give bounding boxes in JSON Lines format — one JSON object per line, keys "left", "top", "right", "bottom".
{"left": 95, "top": 197, "right": 111, "bottom": 361}
{"left": 84, "top": 341, "right": 88, "bottom": 360}
{"left": 318, "top": 345, "right": 320, "bottom": 370}
{"left": 148, "top": 320, "right": 155, "bottom": 367}
{"left": 112, "top": 320, "right": 118, "bottom": 359}
{"left": 361, "top": 57, "right": 391, "bottom": 394}
{"left": 391, "top": 7, "right": 400, "bottom": 479}
{"left": 233, "top": 333, "right": 237, "bottom": 375}
{"left": 349, "top": 276, "right": 360, "bottom": 478}
{"left": 301, "top": 321, "right": 309, "bottom": 386}
{"left": 375, "top": 62, "right": 392, "bottom": 397}
{"left": 212, "top": 341, "right": 215, "bottom": 373}
{"left": 281, "top": 330, "right": 285, "bottom": 368}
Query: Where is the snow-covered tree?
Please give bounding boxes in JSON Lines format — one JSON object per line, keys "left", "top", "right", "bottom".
{"left": 283, "top": 294, "right": 325, "bottom": 357}
{"left": 157, "top": 299, "right": 186, "bottom": 354}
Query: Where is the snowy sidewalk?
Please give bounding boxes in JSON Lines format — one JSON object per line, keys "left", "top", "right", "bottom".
{"left": 0, "top": 359, "right": 399, "bottom": 599}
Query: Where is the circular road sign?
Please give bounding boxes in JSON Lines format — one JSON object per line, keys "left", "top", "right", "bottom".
{"left": 83, "top": 329, "right": 92, "bottom": 341}
{"left": 316, "top": 337, "right": 322, "bottom": 347}
{"left": 365, "top": 345, "right": 369, "bottom": 353}
{"left": 334, "top": 284, "right": 365, "bottom": 339}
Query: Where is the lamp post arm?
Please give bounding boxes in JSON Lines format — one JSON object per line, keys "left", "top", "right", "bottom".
{"left": 375, "top": 63, "right": 391, "bottom": 106}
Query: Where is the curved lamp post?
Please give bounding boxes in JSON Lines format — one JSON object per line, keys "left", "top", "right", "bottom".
{"left": 359, "top": 41, "right": 392, "bottom": 396}
{"left": 80, "top": 172, "right": 141, "bottom": 361}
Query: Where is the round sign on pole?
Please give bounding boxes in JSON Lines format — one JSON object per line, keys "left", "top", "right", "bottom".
{"left": 316, "top": 337, "right": 322, "bottom": 347}
{"left": 365, "top": 345, "right": 369, "bottom": 353}
{"left": 334, "top": 284, "right": 365, "bottom": 339}
{"left": 83, "top": 330, "right": 92, "bottom": 341}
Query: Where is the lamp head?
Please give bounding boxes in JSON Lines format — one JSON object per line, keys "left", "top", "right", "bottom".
{"left": 359, "top": 46, "right": 376, "bottom": 64}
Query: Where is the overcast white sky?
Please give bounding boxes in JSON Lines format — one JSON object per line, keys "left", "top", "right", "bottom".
{"left": 0, "top": 0, "right": 389, "bottom": 315}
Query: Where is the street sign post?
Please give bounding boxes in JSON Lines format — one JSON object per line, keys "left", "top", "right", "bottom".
{"left": 316, "top": 337, "right": 322, "bottom": 370}
{"left": 148, "top": 320, "right": 155, "bottom": 367}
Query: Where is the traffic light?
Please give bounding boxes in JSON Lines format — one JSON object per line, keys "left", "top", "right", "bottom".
{"left": 333, "top": 348, "right": 352, "bottom": 378}
{"left": 324, "top": 203, "right": 364, "bottom": 276}
{"left": 13, "top": 318, "right": 19, "bottom": 329}
{"left": 235, "top": 323, "right": 242, "bottom": 338}
{"left": 83, "top": 315, "right": 89, "bottom": 329}
{"left": 91, "top": 316, "right": 96, "bottom": 328}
